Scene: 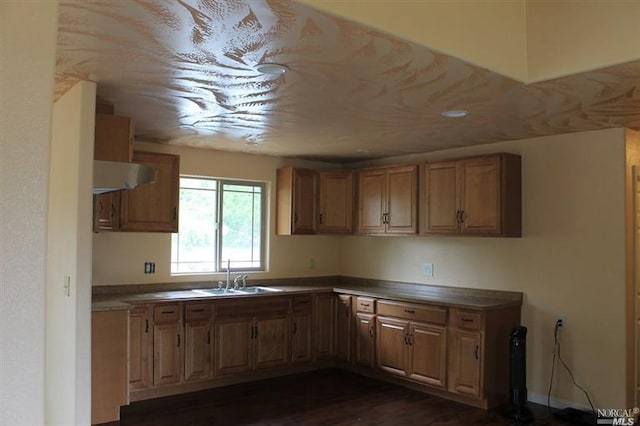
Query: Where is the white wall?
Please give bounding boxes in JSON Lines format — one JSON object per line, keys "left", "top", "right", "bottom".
{"left": 92, "top": 142, "right": 342, "bottom": 285}
{"left": 47, "top": 81, "right": 96, "bottom": 426}
{"left": 0, "top": 2, "right": 57, "bottom": 425}
{"left": 342, "top": 128, "right": 627, "bottom": 408}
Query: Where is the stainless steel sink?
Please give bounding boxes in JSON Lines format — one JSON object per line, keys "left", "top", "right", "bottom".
{"left": 240, "top": 286, "right": 282, "bottom": 294}
{"left": 191, "top": 288, "right": 246, "bottom": 296}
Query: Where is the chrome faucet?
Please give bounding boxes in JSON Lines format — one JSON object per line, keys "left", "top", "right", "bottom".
{"left": 225, "top": 259, "right": 231, "bottom": 290}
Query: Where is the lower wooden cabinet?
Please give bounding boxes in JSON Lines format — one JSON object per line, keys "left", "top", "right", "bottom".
{"left": 153, "top": 303, "right": 183, "bottom": 386}
{"left": 129, "top": 306, "right": 152, "bottom": 391}
{"left": 448, "top": 328, "right": 481, "bottom": 397}
{"left": 315, "top": 293, "right": 334, "bottom": 359}
{"left": 355, "top": 312, "right": 376, "bottom": 368}
{"left": 376, "top": 317, "right": 447, "bottom": 389}
{"left": 184, "top": 303, "right": 214, "bottom": 382}
{"left": 291, "top": 296, "right": 313, "bottom": 364}
{"left": 335, "top": 294, "right": 353, "bottom": 362}
{"left": 215, "top": 298, "right": 290, "bottom": 376}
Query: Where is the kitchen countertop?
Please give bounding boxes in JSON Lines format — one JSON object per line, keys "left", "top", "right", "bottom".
{"left": 92, "top": 280, "right": 521, "bottom": 312}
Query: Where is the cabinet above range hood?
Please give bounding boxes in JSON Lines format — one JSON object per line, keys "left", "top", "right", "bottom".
{"left": 93, "top": 160, "right": 156, "bottom": 194}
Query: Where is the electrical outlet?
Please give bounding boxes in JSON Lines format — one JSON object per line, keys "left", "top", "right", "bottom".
{"left": 422, "top": 263, "right": 434, "bottom": 277}
{"left": 556, "top": 316, "right": 566, "bottom": 329}
{"left": 144, "top": 262, "right": 156, "bottom": 274}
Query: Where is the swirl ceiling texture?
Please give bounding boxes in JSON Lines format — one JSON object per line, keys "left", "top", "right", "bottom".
{"left": 55, "top": 0, "right": 640, "bottom": 162}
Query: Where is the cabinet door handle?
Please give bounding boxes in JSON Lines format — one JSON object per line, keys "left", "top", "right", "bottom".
{"left": 191, "top": 308, "right": 205, "bottom": 313}
{"left": 162, "top": 310, "right": 175, "bottom": 314}
{"left": 461, "top": 318, "right": 474, "bottom": 323}
{"left": 455, "top": 210, "right": 461, "bottom": 224}
{"left": 362, "top": 303, "right": 370, "bottom": 307}
{"left": 207, "top": 331, "right": 211, "bottom": 344}
{"left": 369, "top": 326, "right": 374, "bottom": 338}
{"left": 145, "top": 319, "right": 149, "bottom": 333}
{"left": 250, "top": 325, "right": 254, "bottom": 339}
{"left": 177, "top": 334, "right": 181, "bottom": 348}
{"left": 407, "top": 333, "right": 413, "bottom": 346}
{"left": 460, "top": 210, "right": 466, "bottom": 223}
{"left": 294, "top": 213, "right": 298, "bottom": 224}
{"left": 293, "top": 321, "right": 297, "bottom": 334}
{"left": 319, "top": 213, "right": 323, "bottom": 225}
{"left": 404, "top": 309, "right": 415, "bottom": 314}
{"left": 173, "top": 207, "right": 177, "bottom": 221}
{"left": 404, "top": 333, "right": 409, "bottom": 346}
{"left": 254, "top": 326, "right": 258, "bottom": 339}
{"left": 110, "top": 204, "right": 116, "bottom": 219}
{"left": 474, "top": 344, "right": 479, "bottom": 360}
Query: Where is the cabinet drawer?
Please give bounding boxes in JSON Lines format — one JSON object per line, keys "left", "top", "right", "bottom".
{"left": 154, "top": 303, "right": 181, "bottom": 323}
{"left": 293, "top": 296, "right": 313, "bottom": 314}
{"left": 356, "top": 297, "right": 375, "bottom": 313}
{"left": 452, "top": 309, "right": 482, "bottom": 330}
{"left": 185, "top": 303, "right": 212, "bottom": 321}
{"left": 377, "top": 300, "right": 447, "bottom": 325}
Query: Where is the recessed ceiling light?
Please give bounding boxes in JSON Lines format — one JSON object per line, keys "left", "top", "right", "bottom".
{"left": 441, "top": 110, "right": 468, "bottom": 118}
{"left": 255, "top": 63, "right": 288, "bottom": 75}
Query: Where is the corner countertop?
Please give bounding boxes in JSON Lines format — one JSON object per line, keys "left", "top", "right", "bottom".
{"left": 92, "top": 278, "right": 521, "bottom": 312}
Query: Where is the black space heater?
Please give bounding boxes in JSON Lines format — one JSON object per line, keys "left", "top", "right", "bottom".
{"left": 509, "top": 326, "right": 534, "bottom": 424}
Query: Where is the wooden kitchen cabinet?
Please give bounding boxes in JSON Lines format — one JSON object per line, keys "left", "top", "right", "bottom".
{"left": 153, "top": 303, "right": 183, "bottom": 386}
{"left": 291, "top": 296, "right": 313, "bottom": 364}
{"left": 358, "top": 164, "right": 418, "bottom": 234}
{"left": 376, "top": 301, "right": 447, "bottom": 389}
{"left": 120, "top": 151, "right": 180, "bottom": 232}
{"left": 92, "top": 310, "right": 128, "bottom": 425}
{"left": 184, "top": 303, "right": 213, "bottom": 382}
{"left": 425, "top": 153, "right": 521, "bottom": 237}
{"left": 215, "top": 298, "right": 290, "bottom": 376}
{"left": 335, "top": 294, "right": 353, "bottom": 362}
{"left": 315, "top": 293, "right": 335, "bottom": 359}
{"left": 129, "top": 305, "right": 152, "bottom": 391}
{"left": 276, "top": 166, "right": 318, "bottom": 235}
{"left": 93, "top": 113, "right": 133, "bottom": 232}
{"left": 318, "top": 170, "right": 354, "bottom": 234}
{"left": 355, "top": 312, "right": 376, "bottom": 368}
{"left": 448, "top": 328, "right": 482, "bottom": 397}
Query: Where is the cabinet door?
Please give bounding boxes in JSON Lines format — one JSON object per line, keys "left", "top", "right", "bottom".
{"left": 355, "top": 313, "right": 376, "bottom": 368}
{"left": 120, "top": 152, "right": 179, "bottom": 232}
{"left": 214, "top": 317, "right": 252, "bottom": 376}
{"left": 291, "top": 312, "right": 313, "bottom": 364}
{"left": 184, "top": 319, "right": 213, "bottom": 382}
{"left": 315, "top": 294, "right": 334, "bottom": 359}
{"left": 335, "top": 295, "right": 352, "bottom": 362}
{"left": 153, "top": 322, "right": 183, "bottom": 386}
{"left": 318, "top": 171, "right": 353, "bottom": 234}
{"left": 254, "top": 314, "right": 290, "bottom": 369}
{"left": 376, "top": 316, "right": 409, "bottom": 377}
{"left": 129, "top": 306, "right": 152, "bottom": 390}
{"left": 460, "top": 156, "right": 500, "bottom": 235}
{"left": 292, "top": 168, "right": 317, "bottom": 234}
{"left": 408, "top": 322, "right": 447, "bottom": 388}
{"left": 386, "top": 165, "right": 418, "bottom": 234}
{"left": 93, "top": 192, "right": 120, "bottom": 232}
{"left": 448, "top": 329, "right": 482, "bottom": 397}
{"left": 426, "top": 161, "right": 459, "bottom": 233}
{"left": 358, "top": 169, "right": 386, "bottom": 233}
{"left": 94, "top": 113, "right": 133, "bottom": 162}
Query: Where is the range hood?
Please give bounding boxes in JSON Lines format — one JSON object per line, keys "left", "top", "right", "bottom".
{"left": 93, "top": 160, "right": 156, "bottom": 194}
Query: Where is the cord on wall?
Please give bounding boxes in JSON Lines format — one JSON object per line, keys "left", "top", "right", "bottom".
{"left": 547, "top": 319, "right": 596, "bottom": 416}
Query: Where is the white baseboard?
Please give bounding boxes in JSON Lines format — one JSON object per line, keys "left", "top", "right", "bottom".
{"left": 528, "top": 391, "right": 592, "bottom": 412}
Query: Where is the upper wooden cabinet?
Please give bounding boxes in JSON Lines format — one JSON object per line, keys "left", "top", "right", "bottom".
{"left": 276, "top": 166, "right": 318, "bottom": 235}
{"left": 358, "top": 164, "right": 418, "bottom": 235}
{"left": 94, "top": 113, "right": 133, "bottom": 162}
{"left": 119, "top": 151, "right": 180, "bottom": 232}
{"left": 318, "top": 170, "right": 353, "bottom": 234}
{"left": 425, "top": 154, "right": 521, "bottom": 237}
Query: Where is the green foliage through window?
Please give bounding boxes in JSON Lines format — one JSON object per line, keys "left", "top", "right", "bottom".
{"left": 171, "top": 177, "right": 265, "bottom": 274}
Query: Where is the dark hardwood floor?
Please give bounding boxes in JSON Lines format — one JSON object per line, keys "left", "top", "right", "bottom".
{"left": 115, "top": 369, "right": 571, "bottom": 426}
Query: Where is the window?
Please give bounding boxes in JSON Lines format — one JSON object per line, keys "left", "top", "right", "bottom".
{"left": 171, "top": 176, "right": 265, "bottom": 274}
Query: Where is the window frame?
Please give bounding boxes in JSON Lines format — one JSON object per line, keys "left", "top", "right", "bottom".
{"left": 171, "top": 175, "right": 267, "bottom": 275}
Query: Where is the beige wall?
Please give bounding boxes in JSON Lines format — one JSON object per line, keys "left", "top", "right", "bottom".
{"left": 298, "top": 0, "right": 528, "bottom": 81}
{"left": 343, "top": 128, "right": 627, "bottom": 408}
{"left": 526, "top": 1, "right": 640, "bottom": 81}
{"left": 92, "top": 143, "right": 342, "bottom": 285}
{"left": 47, "top": 81, "right": 95, "bottom": 426}
{"left": 0, "top": 2, "right": 57, "bottom": 425}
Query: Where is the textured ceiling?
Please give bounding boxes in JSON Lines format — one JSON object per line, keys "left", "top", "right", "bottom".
{"left": 55, "top": 0, "right": 640, "bottom": 162}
